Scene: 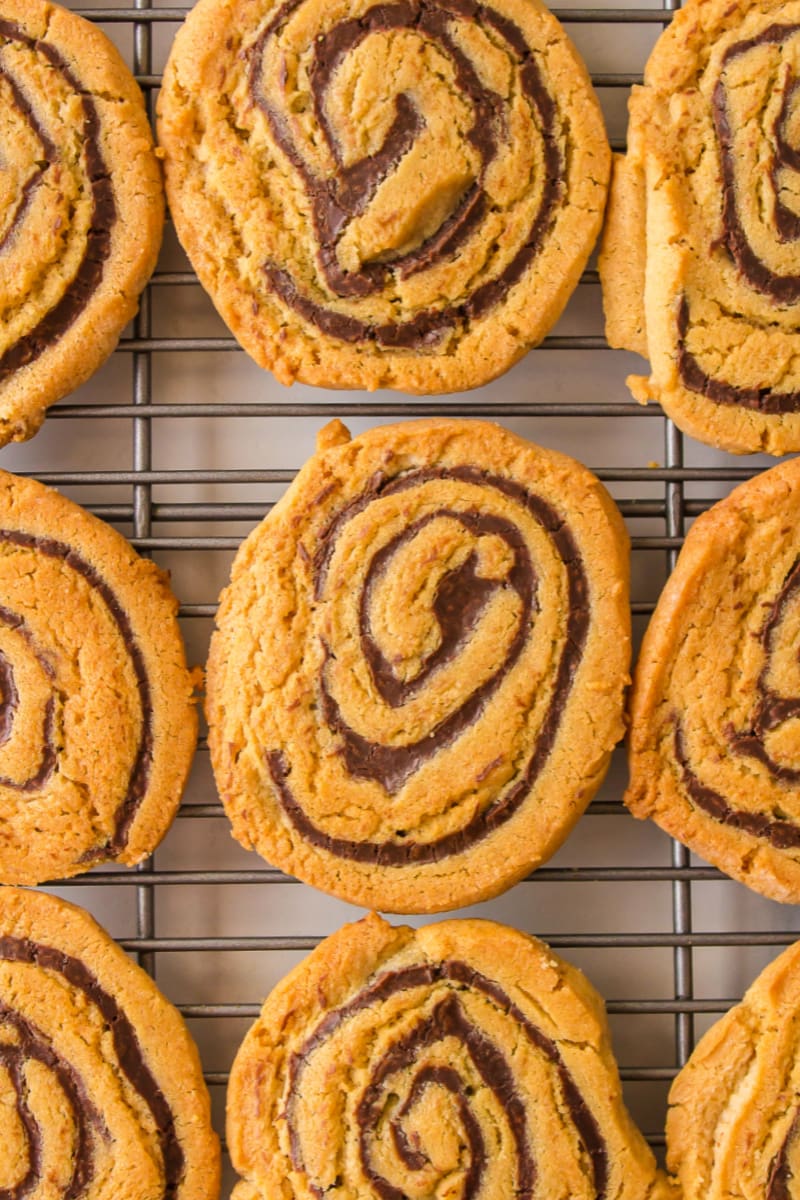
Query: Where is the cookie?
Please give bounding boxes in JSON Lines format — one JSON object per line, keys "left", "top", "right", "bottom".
{"left": 0, "top": 886, "right": 219, "bottom": 1199}
{"left": 666, "top": 938, "right": 800, "bottom": 1200}
{"left": 156, "top": 0, "right": 609, "bottom": 394}
{"left": 599, "top": 0, "right": 800, "bottom": 456}
{"left": 626, "top": 456, "right": 800, "bottom": 903}
{"left": 0, "top": 470, "right": 197, "bottom": 885}
{"left": 0, "top": 0, "right": 163, "bottom": 446}
{"left": 228, "top": 912, "right": 670, "bottom": 1200}
{"left": 206, "top": 418, "right": 630, "bottom": 913}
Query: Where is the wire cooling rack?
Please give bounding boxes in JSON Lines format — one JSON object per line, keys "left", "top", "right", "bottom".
{"left": 5, "top": 0, "right": 799, "bottom": 1191}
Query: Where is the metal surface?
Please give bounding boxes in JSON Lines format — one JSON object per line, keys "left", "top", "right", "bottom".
{"left": 10, "top": 0, "right": 799, "bottom": 1190}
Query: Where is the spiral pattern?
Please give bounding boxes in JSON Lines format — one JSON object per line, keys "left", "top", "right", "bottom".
{"left": 228, "top": 915, "right": 666, "bottom": 1200}
{"left": 667, "top": 938, "right": 800, "bottom": 1200}
{"left": 207, "top": 419, "right": 630, "bottom": 913}
{"left": 600, "top": 0, "right": 800, "bottom": 454}
{"left": 158, "top": 0, "right": 609, "bottom": 392}
{"left": 0, "top": 471, "right": 197, "bottom": 886}
{"left": 626, "top": 456, "right": 800, "bottom": 903}
{"left": 0, "top": 888, "right": 218, "bottom": 1200}
{"left": 0, "top": 2, "right": 162, "bottom": 446}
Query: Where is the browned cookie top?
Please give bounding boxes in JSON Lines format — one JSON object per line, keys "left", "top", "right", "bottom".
{"left": 627, "top": 456, "right": 800, "bottom": 902}
{"left": 0, "top": 470, "right": 197, "bottom": 885}
{"left": 601, "top": 0, "right": 800, "bottom": 455}
{"left": 228, "top": 914, "right": 671, "bottom": 1200}
{"left": 0, "top": 887, "right": 219, "bottom": 1199}
{"left": 0, "top": 0, "right": 163, "bottom": 446}
{"left": 206, "top": 418, "right": 630, "bottom": 912}
{"left": 157, "top": 0, "right": 609, "bottom": 394}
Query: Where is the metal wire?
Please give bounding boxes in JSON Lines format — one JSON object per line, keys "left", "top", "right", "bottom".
{"left": 36, "top": 0, "right": 800, "bottom": 1181}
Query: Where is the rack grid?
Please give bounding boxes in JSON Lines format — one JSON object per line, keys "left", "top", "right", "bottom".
{"left": 9, "top": 0, "right": 800, "bottom": 1191}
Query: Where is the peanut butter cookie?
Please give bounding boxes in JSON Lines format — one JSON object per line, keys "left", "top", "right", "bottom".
{"left": 601, "top": 0, "right": 800, "bottom": 455}
{"left": 0, "top": 470, "right": 197, "bottom": 884}
{"left": 626, "top": 456, "right": 800, "bottom": 902}
{"left": 158, "top": 0, "right": 609, "bottom": 393}
{"left": 207, "top": 418, "right": 630, "bottom": 912}
{"left": 229, "top": 913, "right": 673, "bottom": 1200}
{"left": 0, "top": 0, "right": 163, "bottom": 445}
{"left": 667, "top": 938, "right": 800, "bottom": 1200}
{"left": 0, "top": 886, "right": 219, "bottom": 1199}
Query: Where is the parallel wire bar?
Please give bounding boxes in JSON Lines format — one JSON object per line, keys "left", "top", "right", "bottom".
{"left": 133, "top": 0, "right": 156, "bottom": 981}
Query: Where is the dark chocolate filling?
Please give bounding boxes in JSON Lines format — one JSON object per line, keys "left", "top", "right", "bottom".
{"left": 0, "top": 530, "right": 154, "bottom": 856}
{"left": 266, "top": 464, "right": 589, "bottom": 865}
{"left": 0, "top": 605, "right": 56, "bottom": 792}
{"left": 0, "top": 20, "right": 116, "bottom": 382}
{"left": 714, "top": 23, "right": 800, "bottom": 303}
{"left": 672, "top": 556, "right": 800, "bottom": 847}
{"left": 0, "top": 67, "right": 57, "bottom": 256}
{"left": 249, "top": 0, "right": 564, "bottom": 347}
{"left": 728, "top": 556, "right": 800, "bottom": 781}
{"left": 768, "top": 1108, "right": 800, "bottom": 1200}
{"left": 0, "top": 935, "right": 184, "bottom": 1199}
{"left": 677, "top": 295, "right": 800, "bottom": 413}
{"left": 285, "top": 960, "right": 608, "bottom": 1200}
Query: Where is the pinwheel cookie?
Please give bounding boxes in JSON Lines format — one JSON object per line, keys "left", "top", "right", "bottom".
{"left": 667, "top": 938, "right": 800, "bottom": 1200}
{"left": 0, "top": 470, "right": 197, "bottom": 885}
{"left": 228, "top": 913, "right": 670, "bottom": 1200}
{"left": 0, "top": 0, "right": 163, "bottom": 446}
{"left": 157, "top": 0, "right": 610, "bottom": 393}
{"left": 600, "top": 0, "right": 800, "bottom": 455}
{"left": 626, "top": 456, "right": 800, "bottom": 903}
{"left": 0, "top": 886, "right": 219, "bottom": 1199}
{"left": 207, "top": 418, "right": 630, "bottom": 912}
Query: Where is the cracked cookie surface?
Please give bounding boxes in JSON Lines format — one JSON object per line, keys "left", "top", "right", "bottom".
{"left": 206, "top": 417, "right": 630, "bottom": 913}
{"left": 600, "top": 0, "right": 800, "bottom": 455}
{"left": 626, "top": 457, "right": 800, "bottom": 902}
{"left": 0, "top": 886, "right": 219, "bottom": 1200}
{"left": 0, "top": 0, "right": 163, "bottom": 446}
{"left": 0, "top": 470, "right": 197, "bottom": 885}
{"left": 228, "top": 912, "right": 672, "bottom": 1200}
{"left": 157, "top": 0, "right": 609, "bottom": 394}
{"left": 667, "top": 938, "right": 800, "bottom": 1200}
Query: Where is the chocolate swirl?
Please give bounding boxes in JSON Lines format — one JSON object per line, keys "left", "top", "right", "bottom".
{"left": 0, "top": 18, "right": 115, "bottom": 380}
{"left": 228, "top": 916, "right": 662, "bottom": 1200}
{"left": 676, "top": 23, "right": 800, "bottom": 413}
{"left": 266, "top": 464, "right": 589, "bottom": 867}
{"left": 0, "top": 889, "right": 219, "bottom": 1200}
{"left": 671, "top": 555, "right": 800, "bottom": 851}
{"left": 160, "top": 0, "right": 609, "bottom": 391}
{"left": 0, "top": 529, "right": 153, "bottom": 861}
{"left": 248, "top": 0, "right": 563, "bottom": 349}
{"left": 207, "top": 419, "right": 630, "bottom": 912}
{"left": 285, "top": 961, "right": 607, "bottom": 1200}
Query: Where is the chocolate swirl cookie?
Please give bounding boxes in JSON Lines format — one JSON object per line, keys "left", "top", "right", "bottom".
{"left": 626, "top": 456, "right": 800, "bottom": 902}
{"left": 0, "top": 886, "right": 219, "bottom": 1199}
{"left": 600, "top": 0, "right": 800, "bottom": 455}
{"left": 0, "top": 470, "right": 197, "bottom": 885}
{"left": 0, "top": 0, "right": 163, "bottom": 446}
{"left": 228, "top": 913, "right": 670, "bottom": 1200}
{"left": 206, "top": 418, "right": 630, "bottom": 912}
{"left": 157, "top": 0, "right": 609, "bottom": 393}
{"left": 666, "top": 938, "right": 800, "bottom": 1200}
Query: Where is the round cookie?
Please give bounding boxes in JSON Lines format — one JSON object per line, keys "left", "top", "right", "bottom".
{"left": 228, "top": 912, "right": 671, "bottom": 1200}
{"left": 206, "top": 418, "right": 630, "bottom": 912}
{"left": 666, "top": 939, "right": 800, "bottom": 1200}
{"left": 0, "top": 886, "right": 219, "bottom": 1199}
{"left": 157, "top": 0, "right": 609, "bottom": 394}
{"left": 626, "top": 456, "right": 800, "bottom": 903}
{"left": 0, "top": 0, "right": 163, "bottom": 446}
{"left": 0, "top": 470, "right": 197, "bottom": 885}
{"left": 600, "top": 0, "right": 800, "bottom": 455}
